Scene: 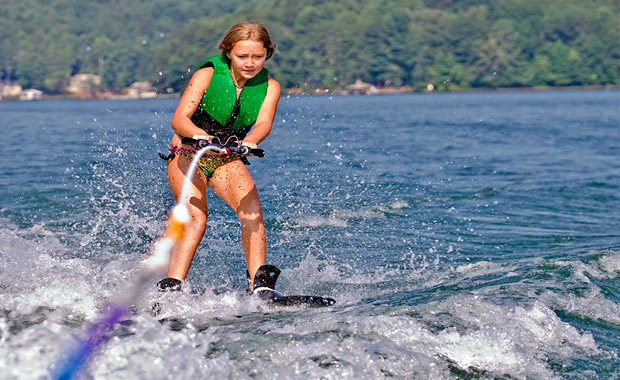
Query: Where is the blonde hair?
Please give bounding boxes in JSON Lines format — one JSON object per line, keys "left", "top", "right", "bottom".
{"left": 218, "top": 22, "right": 277, "bottom": 59}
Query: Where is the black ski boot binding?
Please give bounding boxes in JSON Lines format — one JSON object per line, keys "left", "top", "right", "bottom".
{"left": 251, "top": 265, "right": 283, "bottom": 301}
{"left": 157, "top": 277, "right": 182, "bottom": 292}
{"left": 248, "top": 265, "right": 336, "bottom": 307}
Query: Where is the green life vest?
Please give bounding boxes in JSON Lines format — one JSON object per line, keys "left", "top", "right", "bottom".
{"left": 195, "top": 55, "right": 268, "bottom": 132}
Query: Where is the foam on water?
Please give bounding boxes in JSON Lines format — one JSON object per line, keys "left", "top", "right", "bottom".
{"left": 276, "top": 198, "right": 413, "bottom": 231}
{"left": 1, "top": 226, "right": 619, "bottom": 379}
{"left": 0, "top": 230, "right": 153, "bottom": 329}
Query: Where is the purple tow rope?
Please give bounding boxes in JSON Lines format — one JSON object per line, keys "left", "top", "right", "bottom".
{"left": 53, "top": 305, "right": 126, "bottom": 380}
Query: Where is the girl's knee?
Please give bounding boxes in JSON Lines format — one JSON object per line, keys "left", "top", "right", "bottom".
{"left": 187, "top": 209, "right": 208, "bottom": 234}
{"left": 239, "top": 211, "right": 264, "bottom": 229}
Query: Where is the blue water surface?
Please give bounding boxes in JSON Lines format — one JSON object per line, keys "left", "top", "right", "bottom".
{"left": 0, "top": 89, "right": 619, "bottom": 379}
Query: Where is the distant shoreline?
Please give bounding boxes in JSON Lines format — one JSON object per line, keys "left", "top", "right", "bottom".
{"left": 319, "top": 84, "right": 620, "bottom": 96}
{"left": 1, "top": 84, "right": 617, "bottom": 102}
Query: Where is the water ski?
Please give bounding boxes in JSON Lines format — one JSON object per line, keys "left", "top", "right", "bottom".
{"left": 250, "top": 265, "right": 336, "bottom": 308}
{"left": 153, "top": 265, "right": 334, "bottom": 315}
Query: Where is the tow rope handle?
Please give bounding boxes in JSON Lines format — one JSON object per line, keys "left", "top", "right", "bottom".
{"left": 180, "top": 137, "right": 264, "bottom": 157}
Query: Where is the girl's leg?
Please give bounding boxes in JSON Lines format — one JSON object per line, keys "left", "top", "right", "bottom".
{"left": 165, "top": 155, "right": 208, "bottom": 281}
{"left": 208, "top": 160, "right": 266, "bottom": 284}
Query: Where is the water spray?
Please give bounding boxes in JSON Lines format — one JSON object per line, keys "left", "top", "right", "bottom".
{"left": 50, "top": 144, "right": 228, "bottom": 380}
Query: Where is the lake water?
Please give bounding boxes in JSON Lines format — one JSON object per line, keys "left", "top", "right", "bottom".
{"left": 0, "top": 90, "right": 619, "bottom": 379}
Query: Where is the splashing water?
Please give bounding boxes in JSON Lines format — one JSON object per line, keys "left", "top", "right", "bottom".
{"left": 51, "top": 145, "right": 225, "bottom": 379}
{"left": 0, "top": 91, "right": 618, "bottom": 379}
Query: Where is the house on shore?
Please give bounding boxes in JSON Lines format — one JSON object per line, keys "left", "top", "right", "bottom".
{"left": 0, "top": 83, "right": 23, "bottom": 99}
{"left": 342, "top": 79, "right": 413, "bottom": 95}
{"left": 345, "top": 79, "right": 376, "bottom": 95}
{"left": 125, "top": 82, "right": 158, "bottom": 98}
{"left": 67, "top": 74, "right": 102, "bottom": 97}
{"left": 0, "top": 84, "right": 44, "bottom": 100}
{"left": 20, "top": 89, "right": 44, "bottom": 101}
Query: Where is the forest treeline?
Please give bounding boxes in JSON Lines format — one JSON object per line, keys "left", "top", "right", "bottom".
{"left": 1, "top": 0, "right": 618, "bottom": 94}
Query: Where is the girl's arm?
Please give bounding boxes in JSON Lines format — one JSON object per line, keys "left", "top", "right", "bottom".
{"left": 170, "top": 67, "right": 214, "bottom": 139}
{"left": 243, "top": 78, "right": 281, "bottom": 147}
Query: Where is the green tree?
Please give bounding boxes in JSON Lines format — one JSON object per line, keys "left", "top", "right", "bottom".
{"left": 2, "top": 0, "right": 618, "bottom": 94}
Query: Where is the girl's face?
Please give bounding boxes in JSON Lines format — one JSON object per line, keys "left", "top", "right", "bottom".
{"left": 227, "top": 40, "right": 267, "bottom": 83}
